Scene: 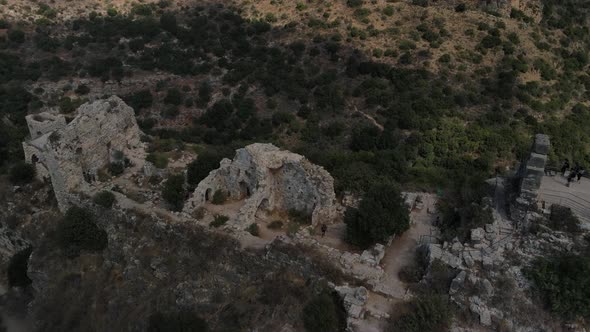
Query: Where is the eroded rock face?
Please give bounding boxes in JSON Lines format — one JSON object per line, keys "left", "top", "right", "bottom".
{"left": 184, "top": 143, "right": 340, "bottom": 228}
{"left": 22, "top": 96, "right": 143, "bottom": 211}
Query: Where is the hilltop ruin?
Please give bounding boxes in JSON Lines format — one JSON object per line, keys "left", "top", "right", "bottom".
{"left": 183, "top": 143, "right": 341, "bottom": 229}
{"left": 22, "top": 96, "right": 144, "bottom": 210}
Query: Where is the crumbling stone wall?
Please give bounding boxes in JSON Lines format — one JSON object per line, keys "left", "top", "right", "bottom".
{"left": 22, "top": 96, "right": 143, "bottom": 211}
{"left": 184, "top": 143, "right": 340, "bottom": 228}
{"left": 510, "top": 134, "right": 550, "bottom": 222}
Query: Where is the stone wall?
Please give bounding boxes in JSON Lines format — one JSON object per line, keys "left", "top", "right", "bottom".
{"left": 184, "top": 143, "right": 341, "bottom": 228}
{"left": 25, "top": 113, "right": 66, "bottom": 140}
{"left": 22, "top": 96, "right": 144, "bottom": 211}
{"left": 510, "top": 134, "right": 550, "bottom": 222}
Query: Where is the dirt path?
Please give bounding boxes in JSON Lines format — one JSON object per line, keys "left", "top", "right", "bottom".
{"left": 352, "top": 104, "right": 384, "bottom": 131}
{"left": 368, "top": 194, "right": 439, "bottom": 315}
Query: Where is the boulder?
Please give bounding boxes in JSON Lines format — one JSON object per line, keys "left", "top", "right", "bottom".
{"left": 450, "top": 270, "right": 467, "bottom": 295}
{"left": 471, "top": 228, "right": 485, "bottom": 243}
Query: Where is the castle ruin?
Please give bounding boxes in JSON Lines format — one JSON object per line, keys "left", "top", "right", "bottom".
{"left": 183, "top": 143, "right": 341, "bottom": 228}
{"left": 22, "top": 96, "right": 143, "bottom": 210}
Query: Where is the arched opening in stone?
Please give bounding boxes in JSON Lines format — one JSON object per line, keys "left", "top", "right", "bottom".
{"left": 256, "top": 198, "right": 271, "bottom": 219}
{"left": 205, "top": 188, "right": 213, "bottom": 202}
{"left": 31, "top": 155, "right": 39, "bottom": 164}
{"left": 258, "top": 198, "right": 270, "bottom": 211}
{"left": 239, "top": 181, "right": 251, "bottom": 198}
{"left": 7, "top": 247, "right": 32, "bottom": 288}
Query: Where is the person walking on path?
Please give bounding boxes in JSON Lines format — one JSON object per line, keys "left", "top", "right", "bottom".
{"left": 578, "top": 169, "right": 585, "bottom": 182}
{"left": 562, "top": 159, "right": 570, "bottom": 176}
{"left": 567, "top": 171, "right": 576, "bottom": 187}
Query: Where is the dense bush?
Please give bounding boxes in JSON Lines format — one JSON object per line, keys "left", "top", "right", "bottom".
{"left": 56, "top": 206, "right": 108, "bottom": 257}
{"left": 210, "top": 215, "right": 229, "bottom": 228}
{"left": 247, "top": 223, "right": 259, "bottom": 236}
{"left": 187, "top": 148, "right": 229, "bottom": 186}
{"left": 388, "top": 294, "right": 452, "bottom": 332}
{"left": 162, "top": 174, "right": 186, "bottom": 211}
{"left": 9, "top": 161, "right": 35, "bottom": 184}
{"left": 7, "top": 246, "right": 32, "bottom": 288}
{"left": 528, "top": 254, "right": 590, "bottom": 319}
{"left": 345, "top": 182, "right": 410, "bottom": 248}
{"left": 211, "top": 189, "right": 227, "bottom": 205}
{"left": 302, "top": 291, "right": 346, "bottom": 332}
{"left": 547, "top": 205, "right": 580, "bottom": 232}
{"left": 147, "top": 311, "right": 208, "bottom": 332}
{"left": 93, "top": 191, "right": 116, "bottom": 208}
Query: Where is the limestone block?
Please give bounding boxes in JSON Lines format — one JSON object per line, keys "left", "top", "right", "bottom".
{"left": 471, "top": 228, "right": 485, "bottom": 243}
{"left": 450, "top": 270, "right": 467, "bottom": 295}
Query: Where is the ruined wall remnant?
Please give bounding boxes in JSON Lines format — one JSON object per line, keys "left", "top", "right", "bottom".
{"left": 22, "top": 96, "right": 143, "bottom": 211}
{"left": 184, "top": 143, "right": 340, "bottom": 228}
{"left": 510, "top": 134, "right": 550, "bottom": 222}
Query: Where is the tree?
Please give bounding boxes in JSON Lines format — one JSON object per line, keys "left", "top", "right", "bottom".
{"left": 162, "top": 174, "right": 185, "bottom": 211}
{"left": 345, "top": 182, "right": 410, "bottom": 248}
{"left": 93, "top": 191, "right": 116, "bottom": 208}
{"left": 148, "top": 311, "right": 208, "bottom": 332}
{"left": 186, "top": 149, "right": 227, "bottom": 186}
{"left": 56, "top": 206, "right": 108, "bottom": 257}
{"left": 302, "top": 291, "right": 346, "bottom": 332}
{"left": 9, "top": 161, "right": 35, "bottom": 184}
{"left": 8, "top": 29, "right": 25, "bottom": 44}
{"left": 528, "top": 254, "right": 590, "bottom": 319}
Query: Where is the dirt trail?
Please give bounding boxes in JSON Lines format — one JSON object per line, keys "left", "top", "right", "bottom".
{"left": 367, "top": 194, "right": 440, "bottom": 316}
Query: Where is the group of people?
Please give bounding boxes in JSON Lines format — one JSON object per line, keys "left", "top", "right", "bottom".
{"left": 560, "top": 159, "right": 585, "bottom": 186}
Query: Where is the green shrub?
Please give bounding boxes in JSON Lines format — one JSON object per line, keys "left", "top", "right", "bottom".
{"left": 57, "top": 206, "right": 108, "bottom": 257}
{"left": 147, "top": 310, "right": 208, "bottom": 332}
{"left": 527, "top": 254, "right": 590, "bottom": 319}
{"left": 146, "top": 153, "right": 169, "bottom": 169}
{"left": 302, "top": 291, "right": 346, "bottom": 332}
{"left": 383, "top": 5, "right": 394, "bottom": 16}
{"left": 93, "top": 191, "right": 116, "bottom": 208}
{"left": 211, "top": 189, "right": 227, "bottom": 205}
{"left": 345, "top": 182, "right": 410, "bottom": 248}
{"left": 388, "top": 294, "right": 452, "bottom": 332}
{"left": 164, "top": 87, "right": 183, "bottom": 106}
{"left": 210, "top": 215, "right": 229, "bottom": 228}
{"left": 109, "top": 162, "right": 125, "bottom": 176}
{"left": 162, "top": 174, "right": 185, "bottom": 211}
{"left": 548, "top": 205, "right": 580, "bottom": 232}
{"left": 107, "top": 7, "right": 118, "bottom": 17}
{"left": 9, "top": 161, "right": 35, "bottom": 184}
{"left": 8, "top": 29, "right": 25, "bottom": 43}
{"left": 267, "top": 220, "right": 284, "bottom": 229}
{"left": 346, "top": 0, "right": 364, "bottom": 8}
{"left": 247, "top": 223, "right": 260, "bottom": 236}
{"left": 455, "top": 3, "right": 466, "bottom": 12}
{"left": 412, "top": 0, "right": 428, "bottom": 7}
{"left": 187, "top": 149, "right": 228, "bottom": 186}
{"left": 7, "top": 247, "right": 32, "bottom": 288}
{"left": 75, "top": 84, "right": 90, "bottom": 95}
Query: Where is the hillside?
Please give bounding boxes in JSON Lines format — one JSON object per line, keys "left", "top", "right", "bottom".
{"left": 1, "top": 0, "right": 590, "bottom": 331}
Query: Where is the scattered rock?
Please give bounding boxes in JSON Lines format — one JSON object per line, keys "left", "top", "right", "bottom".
{"left": 471, "top": 228, "right": 485, "bottom": 243}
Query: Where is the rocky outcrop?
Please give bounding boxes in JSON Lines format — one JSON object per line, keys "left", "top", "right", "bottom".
{"left": 22, "top": 96, "right": 144, "bottom": 211}
{"left": 184, "top": 143, "right": 340, "bottom": 229}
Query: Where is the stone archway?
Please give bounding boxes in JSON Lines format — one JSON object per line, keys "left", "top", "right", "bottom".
{"left": 239, "top": 181, "right": 251, "bottom": 199}
{"left": 205, "top": 188, "right": 213, "bottom": 202}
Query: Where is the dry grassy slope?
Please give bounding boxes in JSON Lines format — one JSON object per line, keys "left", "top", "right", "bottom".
{"left": 237, "top": 1, "right": 555, "bottom": 72}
